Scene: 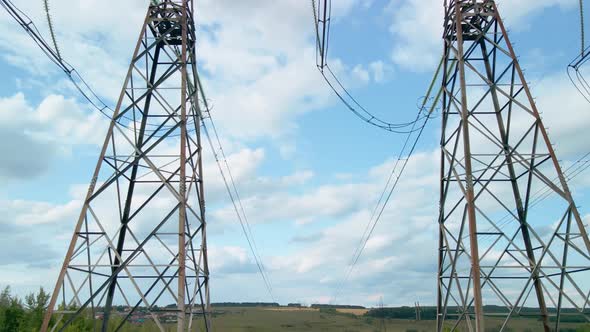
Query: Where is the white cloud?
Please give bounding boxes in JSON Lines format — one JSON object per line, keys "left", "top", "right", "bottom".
{"left": 387, "top": 0, "right": 444, "bottom": 71}
{"left": 352, "top": 64, "right": 371, "bottom": 83}
{"left": 531, "top": 72, "right": 590, "bottom": 157}
{"left": 209, "top": 246, "right": 258, "bottom": 275}
{"left": 0, "top": 93, "right": 106, "bottom": 146}
{"left": 11, "top": 199, "right": 81, "bottom": 226}
{"left": 0, "top": 93, "right": 106, "bottom": 179}
{"left": 369, "top": 60, "right": 390, "bottom": 83}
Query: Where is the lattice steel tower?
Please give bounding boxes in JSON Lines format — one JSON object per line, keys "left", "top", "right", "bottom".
{"left": 437, "top": 1, "right": 590, "bottom": 331}
{"left": 41, "top": 1, "right": 211, "bottom": 330}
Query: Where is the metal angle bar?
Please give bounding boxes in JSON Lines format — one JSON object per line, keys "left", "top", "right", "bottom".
{"left": 113, "top": 223, "right": 204, "bottom": 331}
{"left": 115, "top": 60, "right": 182, "bottom": 121}
{"left": 130, "top": 62, "right": 202, "bottom": 150}
{"left": 88, "top": 121, "right": 181, "bottom": 202}
{"left": 60, "top": 204, "right": 174, "bottom": 331}
{"left": 103, "top": 40, "right": 163, "bottom": 328}
{"left": 498, "top": 210, "right": 570, "bottom": 329}
{"left": 454, "top": 239, "right": 519, "bottom": 314}
{"left": 126, "top": 227, "right": 179, "bottom": 302}
{"left": 57, "top": 204, "right": 179, "bottom": 330}
{"left": 113, "top": 123, "right": 204, "bottom": 223}
{"left": 127, "top": 147, "right": 201, "bottom": 223}
{"left": 78, "top": 209, "right": 164, "bottom": 331}
{"left": 439, "top": 205, "right": 469, "bottom": 325}
{"left": 87, "top": 207, "right": 166, "bottom": 330}
{"left": 65, "top": 272, "right": 82, "bottom": 307}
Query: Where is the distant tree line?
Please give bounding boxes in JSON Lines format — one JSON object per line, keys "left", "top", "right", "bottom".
{"left": 311, "top": 304, "right": 365, "bottom": 309}
{"left": 211, "top": 302, "right": 280, "bottom": 307}
{"left": 365, "top": 305, "right": 590, "bottom": 324}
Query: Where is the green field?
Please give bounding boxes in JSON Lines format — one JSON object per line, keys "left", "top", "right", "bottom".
{"left": 183, "top": 307, "right": 588, "bottom": 332}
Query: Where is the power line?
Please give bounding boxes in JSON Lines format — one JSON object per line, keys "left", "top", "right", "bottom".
{"left": 320, "top": 65, "right": 430, "bottom": 133}
{"left": 311, "top": 0, "right": 451, "bottom": 300}
{"left": 1, "top": 0, "right": 110, "bottom": 117}
{"left": 332, "top": 108, "right": 429, "bottom": 302}
{"left": 568, "top": 52, "right": 590, "bottom": 103}
{"left": 194, "top": 74, "right": 276, "bottom": 303}
{"left": 311, "top": 0, "right": 446, "bottom": 298}
{"left": 331, "top": 57, "right": 451, "bottom": 304}
{"left": 311, "top": 0, "right": 429, "bottom": 133}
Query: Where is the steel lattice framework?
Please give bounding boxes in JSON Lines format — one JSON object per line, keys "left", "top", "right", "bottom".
{"left": 41, "top": 1, "right": 211, "bottom": 331}
{"left": 437, "top": 1, "right": 590, "bottom": 331}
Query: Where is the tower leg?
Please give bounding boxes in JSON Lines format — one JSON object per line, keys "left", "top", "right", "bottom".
{"left": 454, "top": 3, "right": 485, "bottom": 330}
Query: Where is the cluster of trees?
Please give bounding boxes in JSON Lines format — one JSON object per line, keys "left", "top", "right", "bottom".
{"left": 366, "top": 306, "right": 437, "bottom": 320}
{"left": 0, "top": 287, "right": 98, "bottom": 332}
{"left": 0, "top": 286, "right": 50, "bottom": 331}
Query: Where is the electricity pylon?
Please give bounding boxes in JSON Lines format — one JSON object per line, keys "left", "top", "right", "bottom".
{"left": 437, "top": 1, "right": 590, "bottom": 331}
{"left": 41, "top": 1, "right": 211, "bottom": 331}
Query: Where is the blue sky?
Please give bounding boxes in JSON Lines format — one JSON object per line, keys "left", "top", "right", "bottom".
{"left": 1, "top": 0, "right": 590, "bottom": 308}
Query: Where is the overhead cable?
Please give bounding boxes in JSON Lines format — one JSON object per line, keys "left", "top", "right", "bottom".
{"left": 1, "top": 0, "right": 111, "bottom": 118}
{"left": 194, "top": 74, "right": 276, "bottom": 303}
{"left": 332, "top": 56, "right": 451, "bottom": 304}
{"left": 311, "top": 0, "right": 432, "bottom": 133}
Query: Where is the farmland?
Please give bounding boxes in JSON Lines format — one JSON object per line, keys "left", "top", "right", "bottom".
{"left": 196, "top": 307, "right": 588, "bottom": 332}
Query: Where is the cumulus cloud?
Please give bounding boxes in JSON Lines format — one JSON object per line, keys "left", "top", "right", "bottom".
{"left": 0, "top": 93, "right": 106, "bottom": 179}
{"left": 369, "top": 60, "right": 391, "bottom": 83}
{"left": 209, "top": 246, "right": 258, "bottom": 275}
{"left": 0, "top": 202, "right": 63, "bottom": 267}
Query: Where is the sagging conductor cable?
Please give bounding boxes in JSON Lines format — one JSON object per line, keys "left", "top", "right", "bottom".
{"left": 332, "top": 56, "right": 451, "bottom": 304}
{"left": 193, "top": 73, "right": 277, "bottom": 303}
{"left": 311, "top": 0, "right": 431, "bottom": 133}
{"left": 1, "top": 0, "right": 112, "bottom": 118}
